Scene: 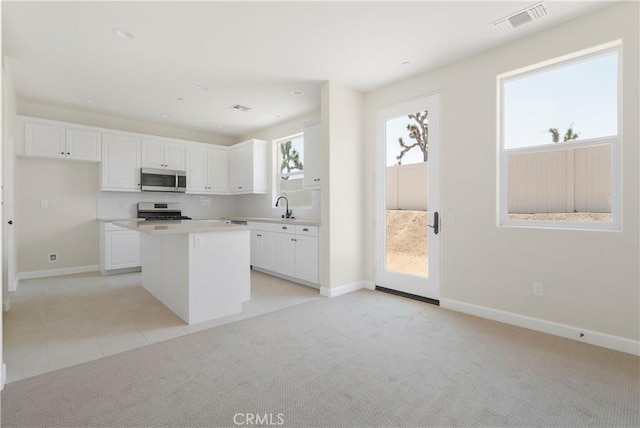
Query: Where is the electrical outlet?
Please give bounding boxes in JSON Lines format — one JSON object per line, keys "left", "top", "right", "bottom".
{"left": 533, "top": 282, "right": 544, "bottom": 296}
{"left": 194, "top": 235, "right": 203, "bottom": 248}
{"left": 48, "top": 253, "right": 58, "bottom": 262}
{"left": 41, "top": 200, "right": 48, "bottom": 209}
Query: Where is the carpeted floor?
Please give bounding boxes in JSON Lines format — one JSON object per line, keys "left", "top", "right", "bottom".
{"left": 1, "top": 289, "right": 638, "bottom": 427}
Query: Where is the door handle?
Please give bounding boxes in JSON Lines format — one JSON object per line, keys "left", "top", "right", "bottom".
{"left": 8, "top": 220, "right": 13, "bottom": 225}
{"left": 427, "top": 211, "right": 439, "bottom": 235}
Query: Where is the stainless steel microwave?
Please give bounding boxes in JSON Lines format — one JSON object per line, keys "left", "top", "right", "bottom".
{"left": 140, "top": 168, "right": 187, "bottom": 193}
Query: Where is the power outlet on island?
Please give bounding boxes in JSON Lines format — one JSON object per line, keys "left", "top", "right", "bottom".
{"left": 194, "top": 235, "right": 204, "bottom": 248}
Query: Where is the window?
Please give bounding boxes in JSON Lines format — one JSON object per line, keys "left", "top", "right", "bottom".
{"left": 498, "top": 42, "right": 621, "bottom": 230}
{"left": 274, "top": 134, "right": 312, "bottom": 208}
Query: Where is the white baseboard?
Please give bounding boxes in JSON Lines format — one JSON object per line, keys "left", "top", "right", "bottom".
{"left": 440, "top": 298, "right": 640, "bottom": 356}
{"left": 320, "top": 280, "right": 375, "bottom": 297}
{"left": 1, "top": 363, "right": 6, "bottom": 391}
{"left": 2, "top": 298, "right": 10, "bottom": 312}
{"left": 16, "top": 265, "right": 99, "bottom": 285}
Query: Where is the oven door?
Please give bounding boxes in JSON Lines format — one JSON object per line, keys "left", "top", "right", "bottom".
{"left": 140, "top": 168, "right": 187, "bottom": 192}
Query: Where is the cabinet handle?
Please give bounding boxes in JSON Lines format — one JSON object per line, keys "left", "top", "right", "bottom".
{"left": 60, "top": 152, "right": 64, "bottom": 155}
{"left": 282, "top": 226, "right": 287, "bottom": 230}
{"left": 303, "top": 228, "right": 309, "bottom": 232}
{"left": 67, "top": 152, "right": 71, "bottom": 155}
{"left": 257, "top": 234, "right": 262, "bottom": 237}
{"left": 238, "top": 186, "right": 243, "bottom": 189}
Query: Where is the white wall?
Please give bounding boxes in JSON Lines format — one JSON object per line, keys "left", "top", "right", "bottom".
{"left": 16, "top": 158, "right": 99, "bottom": 272}
{"left": 320, "top": 82, "right": 366, "bottom": 292}
{"left": 235, "top": 112, "right": 322, "bottom": 221}
{"left": 364, "top": 3, "right": 639, "bottom": 341}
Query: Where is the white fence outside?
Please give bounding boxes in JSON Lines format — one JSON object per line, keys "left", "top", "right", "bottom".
{"left": 386, "top": 162, "right": 428, "bottom": 211}
{"left": 508, "top": 144, "right": 611, "bottom": 214}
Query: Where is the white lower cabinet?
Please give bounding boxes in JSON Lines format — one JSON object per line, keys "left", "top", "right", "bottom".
{"left": 249, "top": 222, "right": 319, "bottom": 287}
{"left": 100, "top": 222, "right": 141, "bottom": 274}
{"left": 250, "top": 228, "right": 277, "bottom": 272}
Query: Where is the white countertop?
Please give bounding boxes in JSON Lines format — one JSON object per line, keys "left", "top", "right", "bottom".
{"left": 114, "top": 219, "right": 251, "bottom": 234}
{"left": 226, "top": 217, "right": 321, "bottom": 226}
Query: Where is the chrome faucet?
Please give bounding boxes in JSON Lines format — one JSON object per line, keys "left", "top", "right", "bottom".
{"left": 275, "top": 196, "right": 293, "bottom": 219}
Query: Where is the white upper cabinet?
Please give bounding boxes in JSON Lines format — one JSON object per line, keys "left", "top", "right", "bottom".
{"left": 303, "top": 120, "right": 321, "bottom": 189}
{"left": 186, "top": 144, "right": 208, "bottom": 193}
{"left": 207, "top": 146, "right": 229, "bottom": 193}
{"left": 185, "top": 143, "right": 229, "bottom": 194}
{"left": 66, "top": 128, "right": 102, "bottom": 161}
{"left": 141, "top": 138, "right": 186, "bottom": 170}
{"left": 229, "top": 139, "right": 269, "bottom": 194}
{"left": 24, "top": 122, "right": 65, "bottom": 158}
{"left": 100, "top": 133, "right": 141, "bottom": 192}
{"left": 24, "top": 122, "right": 101, "bottom": 162}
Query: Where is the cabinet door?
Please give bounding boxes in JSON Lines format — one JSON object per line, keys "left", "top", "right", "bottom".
{"left": 295, "top": 235, "right": 319, "bottom": 283}
{"left": 229, "top": 144, "right": 253, "bottom": 193}
{"left": 261, "top": 231, "right": 278, "bottom": 272}
{"left": 165, "top": 141, "right": 186, "bottom": 170}
{"left": 250, "top": 230, "right": 263, "bottom": 268}
{"left": 105, "top": 231, "right": 141, "bottom": 270}
{"left": 141, "top": 138, "right": 165, "bottom": 168}
{"left": 303, "top": 122, "right": 321, "bottom": 188}
{"left": 207, "top": 147, "right": 229, "bottom": 193}
{"left": 101, "top": 133, "right": 141, "bottom": 191}
{"left": 186, "top": 144, "right": 209, "bottom": 193}
{"left": 66, "top": 128, "right": 101, "bottom": 161}
{"left": 275, "top": 232, "right": 296, "bottom": 277}
{"left": 24, "top": 123, "right": 66, "bottom": 159}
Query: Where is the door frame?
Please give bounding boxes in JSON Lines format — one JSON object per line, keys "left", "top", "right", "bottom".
{"left": 373, "top": 92, "right": 442, "bottom": 300}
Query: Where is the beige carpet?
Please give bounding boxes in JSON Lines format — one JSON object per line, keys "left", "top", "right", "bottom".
{"left": 1, "top": 289, "right": 638, "bottom": 427}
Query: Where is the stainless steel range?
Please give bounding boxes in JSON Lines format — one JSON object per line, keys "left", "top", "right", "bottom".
{"left": 137, "top": 202, "right": 192, "bottom": 221}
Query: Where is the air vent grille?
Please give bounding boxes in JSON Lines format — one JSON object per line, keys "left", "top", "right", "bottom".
{"left": 492, "top": 1, "right": 548, "bottom": 31}
{"left": 230, "top": 104, "right": 251, "bottom": 112}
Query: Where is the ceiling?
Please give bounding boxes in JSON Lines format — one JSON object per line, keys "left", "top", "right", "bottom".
{"left": 2, "top": 1, "right": 613, "bottom": 138}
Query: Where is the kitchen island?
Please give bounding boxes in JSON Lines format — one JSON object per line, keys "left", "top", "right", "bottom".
{"left": 114, "top": 220, "right": 251, "bottom": 325}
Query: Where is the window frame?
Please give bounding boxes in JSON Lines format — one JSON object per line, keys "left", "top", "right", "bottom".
{"left": 497, "top": 41, "right": 622, "bottom": 231}
{"left": 273, "top": 132, "right": 312, "bottom": 209}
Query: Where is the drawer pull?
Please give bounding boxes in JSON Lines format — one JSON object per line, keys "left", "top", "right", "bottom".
{"left": 282, "top": 226, "right": 288, "bottom": 230}
{"left": 303, "top": 228, "right": 309, "bottom": 232}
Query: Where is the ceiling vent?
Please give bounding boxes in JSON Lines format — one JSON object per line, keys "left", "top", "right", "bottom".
{"left": 230, "top": 104, "right": 251, "bottom": 112}
{"left": 492, "top": 1, "right": 549, "bottom": 31}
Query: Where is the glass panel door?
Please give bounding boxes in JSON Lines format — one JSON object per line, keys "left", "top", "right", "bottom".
{"left": 375, "top": 94, "right": 440, "bottom": 300}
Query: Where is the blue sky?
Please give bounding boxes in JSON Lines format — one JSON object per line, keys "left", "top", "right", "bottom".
{"left": 503, "top": 51, "right": 618, "bottom": 149}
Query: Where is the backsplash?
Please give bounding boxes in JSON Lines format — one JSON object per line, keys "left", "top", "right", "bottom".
{"left": 97, "top": 192, "right": 236, "bottom": 220}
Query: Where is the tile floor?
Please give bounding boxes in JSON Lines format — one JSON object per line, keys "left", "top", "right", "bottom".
{"left": 3, "top": 270, "right": 321, "bottom": 383}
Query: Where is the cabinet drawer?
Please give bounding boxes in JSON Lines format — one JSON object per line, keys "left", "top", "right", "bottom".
{"left": 276, "top": 224, "right": 296, "bottom": 234}
{"left": 295, "top": 225, "right": 318, "bottom": 236}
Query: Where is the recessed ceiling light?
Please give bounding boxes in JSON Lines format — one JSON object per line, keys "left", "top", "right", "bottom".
{"left": 402, "top": 61, "right": 411, "bottom": 66}
{"left": 161, "top": 114, "right": 171, "bottom": 118}
{"left": 275, "top": 114, "right": 281, "bottom": 118}
{"left": 291, "top": 90, "right": 305, "bottom": 96}
{"left": 195, "top": 85, "right": 208, "bottom": 91}
{"left": 177, "top": 97, "right": 184, "bottom": 101}
{"left": 113, "top": 28, "right": 135, "bottom": 40}
{"left": 86, "top": 99, "right": 96, "bottom": 104}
